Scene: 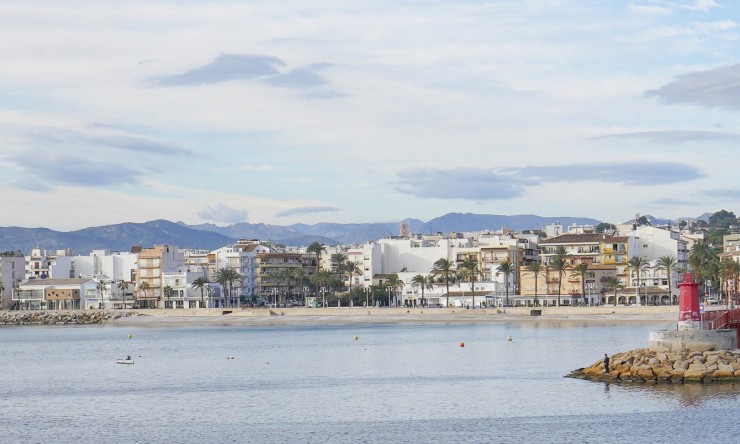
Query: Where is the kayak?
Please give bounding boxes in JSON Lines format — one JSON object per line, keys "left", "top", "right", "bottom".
{"left": 116, "top": 358, "right": 135, "bottom": 365}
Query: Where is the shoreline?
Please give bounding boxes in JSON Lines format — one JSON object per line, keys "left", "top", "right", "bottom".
{"left": 106, "top": 306, "right": 680, "bottom": 328}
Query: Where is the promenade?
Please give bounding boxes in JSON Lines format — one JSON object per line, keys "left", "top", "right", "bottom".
{"left": 112, "top": 305, "right": 679, "bottom": 327}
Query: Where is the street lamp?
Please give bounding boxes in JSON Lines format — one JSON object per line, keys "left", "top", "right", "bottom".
{"left": 386, "top": 286, "right": 392, "bottom": 307}
{"left": 321, "top": 287, "right": 326, "bottom": 308}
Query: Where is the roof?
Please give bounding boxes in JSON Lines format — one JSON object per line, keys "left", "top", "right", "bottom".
{"left": 541, "top": 234, "right": 628, "bottom": 245}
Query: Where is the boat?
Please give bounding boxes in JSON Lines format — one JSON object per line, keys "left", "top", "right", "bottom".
{"left": 116, "top": 358, "right": 135, "bottom": 365}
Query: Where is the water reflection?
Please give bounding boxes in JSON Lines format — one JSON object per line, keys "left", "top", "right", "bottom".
{"left": 604, "top": 381, "right": 740, "bottom": 407}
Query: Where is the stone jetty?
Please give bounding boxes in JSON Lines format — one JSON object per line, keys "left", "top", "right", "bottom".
{"left": 568, "top": 348, "right": 740, "bottom": 384}
{"left": 0, "top": 310, "right": 133, "bottom": 325}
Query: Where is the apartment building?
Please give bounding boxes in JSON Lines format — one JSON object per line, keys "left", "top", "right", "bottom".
{"left": 135, "top": 245, "right": 185, "bottom": 308}
{"left": 0, "top": 253, "right": 25, "bottom": 310}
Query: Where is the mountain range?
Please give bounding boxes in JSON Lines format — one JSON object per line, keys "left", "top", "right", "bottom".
{"left": 0, "top": 212, "right": 703, "bottom": 255}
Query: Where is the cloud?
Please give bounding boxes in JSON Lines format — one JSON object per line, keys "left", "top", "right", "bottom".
{"left": 8, "top": 150, "right": 142, "bottom": 190}
{"left": 651, "top": 197, "right": 702, "bottom": 206}
{"left": 197, "top": 203, "right": 248, "bottom": 224}
{"left": 520, "top": 161, "right": 704, "bottom": 186}
{"left": 630, "top": 0, "right": 720, "bottom": 13}
{"left": 395, "top": 162, "right": 704, "bottom": 200}
{"left": 644, "top": 63, "right": 740, "bottom": 110}
{"left": 263, "top": 65, "right": 331, "bottom": 89}
{"left": 592, "top": 130, "right": 740, "bottom": 143}
{"left": 395, "top": 167, "right": 533, "bottom": 200}
{"left": 32, "top": 127, "right": 192, "bottom": 155}
{"left": 276, "top": 206, "right": 341, "bottom": 217}
{"left": 154, "top": 54, "right": 285, "bottom": 86}
{"left": 702, "top": 188, "right": 740, "bottom": 199}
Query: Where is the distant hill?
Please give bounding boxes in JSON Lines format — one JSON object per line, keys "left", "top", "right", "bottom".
{"left": 14, "top": 211, "right": 724, "bottom": 254}
{"left": 179, "top": 213, "right": 601, "bottom": 245}
{"left": 0, "top": 220, "right": 235, "bottom": 254}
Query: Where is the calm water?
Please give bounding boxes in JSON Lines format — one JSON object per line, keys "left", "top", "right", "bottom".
{"left": 1, "top": 320, "right": 738, "bottom": 443}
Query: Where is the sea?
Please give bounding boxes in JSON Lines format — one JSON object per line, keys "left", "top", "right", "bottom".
{"left": 1, "top": 320, "right": 738, "bottom": 444}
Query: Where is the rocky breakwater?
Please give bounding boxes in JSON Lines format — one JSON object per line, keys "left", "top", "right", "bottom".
{"left": 568, "top": 348, "right": 740, "bottom": 384}
{"left": 0, "top": 310, "right": 133, "bottom": 325}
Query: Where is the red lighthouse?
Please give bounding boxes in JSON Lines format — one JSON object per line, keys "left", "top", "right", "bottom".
{"left": 677, "top": 273, "right": 700, "bottom": 330}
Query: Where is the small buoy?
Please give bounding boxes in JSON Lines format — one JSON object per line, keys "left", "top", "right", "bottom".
{"left": 354, "top": 336, "right": 359, "bottom": 340}
{"left": 128, "top": 335, "right": 132, "bottom": 339}
{"left": 507, "top": 336, "right": 513, "bottom": 342}
{"left": 460, "top": 342, "right": 465, "bottom": 347}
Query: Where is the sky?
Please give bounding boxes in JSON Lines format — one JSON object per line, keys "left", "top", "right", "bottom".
{"left": 1, "top": 0, "right": 739, "bottom": 231}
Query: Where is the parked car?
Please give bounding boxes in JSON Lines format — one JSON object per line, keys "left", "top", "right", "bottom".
{"left": 705, "top": 296, "right": 718, "bottom": 305}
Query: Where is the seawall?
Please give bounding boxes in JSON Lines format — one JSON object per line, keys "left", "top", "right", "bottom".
{"left": 0, "top": 310, "right": 133, "bottom": 325}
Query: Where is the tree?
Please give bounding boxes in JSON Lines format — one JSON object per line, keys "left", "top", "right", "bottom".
{"left": 431, "top": 258, "right": 455, "bottom": 308}
{"left": 307, "top": 242, "right": 327, "bottom": 295}
{"left": 496, "top": 260, "right": 515, "bottom": 307}
{"left": 138, "top": 281, "right": 150, "bottom": 307}
{"left": 163, "top": 285, "right": 174, "bottom": 309}
{"left": 272, "top": 267, "right": 293, "bottom": 305}
{"left": 330, "top": 253, "right": 347, "bottom": 273}
{"left": 96, "top": 280, "right": 107, "bottom": 309}
{"left": 606, "top": 276, "right": 623, "bottom": 305}
{"left": 458, "top": 258, "right": 482, "bottom": 308}
{"left": 291, "top": 267, "right": 309, "bottom": 304}
{"left": 551, "top": 246, "right": 570, "bottom": 307}
{"left": 117, "top": 280, "right": 128, "bottom": 309}
{"left": 216, "top": 268, "right": 242, "bottom": 308}
{"left": 626, "top": 256, "right": 651, "bottom": 305}
{"left": 385, "top": 274, "right": 404, "bottom": 307}
{"left": 312, "top": 269, "right": 337, "bottom": 307}
{"left": 191, "top": 276, "right": 210, "bottom": 307}
{"left": 342, "top": 260, "right": 362, "bottom": 303}
{"left": 525, "top": 262, "right": 544, "bottom": 307}
{"left": 411, "top": 274, "right": 434, "bottom": 307}
{"left": 570, "top": 263, "right": 590, "bottom": 306}
{"left": 0, "top": 281, "right": 4, "bottom": 309}
{"left": 708, "top": 210, "right": 737, "bottom": 229}
{"left": 595, "top": 222, "right": 616, "bottom": 233}
{"left": 654, "top": 255, "right": 677, "bottom": 301}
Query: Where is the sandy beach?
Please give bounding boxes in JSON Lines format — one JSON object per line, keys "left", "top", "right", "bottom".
{"left": 109, "top": 305, "right": 680, "bottom": 328}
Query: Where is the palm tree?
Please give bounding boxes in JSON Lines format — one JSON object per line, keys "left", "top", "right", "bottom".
{"left": 117, "top": 280, "right": 128, "bottom": 309}
{"left": 312, "top": 269, "right": 337, "bottom": 307}
{"left": 570, "top": 263, "right": 590, "bottom": 306}
{"left": 330, "top": 253, "right": 347, "bottom": 274}
{"left": 138, "top": 281, "right": 150, "bottom": 308}
{"left": 385, "top": 274, "right": 404, "bottom": 307}
{"left": 458, "top": 258, "right": 482, "bottom": 308}
{"left": 525, "top": 262, "right": 544, "bottom": 307}
{"left": 163, "top": 285, "right": 174, "bottom": 309}
{"left": 606, "top": 276, "right": 623, "bottom": 305}
{"left": 625, "top": 256, "right": 651, "bottom": 305}
{"left": 654, "top": 255, "right": 677, "bottom": 304}
{"left": 410, "top": 274, "right": 433, "bottom": 307}
{"left": 550, "top": 256, "right": 569, "bottom": 307}
{"left": 291, "top": 267, "right": 309, "bottom": 304}
{"left": 96, "top": 280, "right": 107, "bottom": 309}
{"left": 496, "top": 260, "right": 515, "bottom": 307}
{"left": 431, "top": 258, "right": 455, "bottom": 307}
{"left": 307, "top": 241, "right": 327, "bottom": 295}
{"left": 272, "top": 267, "right": 292, "bottom": 305}
{"left": 191, "top": 276, "right": 210, "bottom": 308}
{"left": 216, "top": 268, "right": 241, "bottom": 308}
{"left": 342, "top": 260, "right": 362, "bottom": 303}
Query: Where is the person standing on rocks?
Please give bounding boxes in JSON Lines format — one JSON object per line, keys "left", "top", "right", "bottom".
{"left": 603, "top": 354, "right": 610, "bottom": 374}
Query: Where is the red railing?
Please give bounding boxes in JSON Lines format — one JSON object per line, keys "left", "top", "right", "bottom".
{"left": 704, "top": 308, "right": 740, "bottom": 344}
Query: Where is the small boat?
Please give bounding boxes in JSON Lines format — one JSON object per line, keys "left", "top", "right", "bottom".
{"left": 116, "top": 358, "right": 135, "bottom": 365}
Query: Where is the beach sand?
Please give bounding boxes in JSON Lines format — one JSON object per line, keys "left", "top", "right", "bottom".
{"left": 109, "top": 306, "right": 679, "bottom": 328}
